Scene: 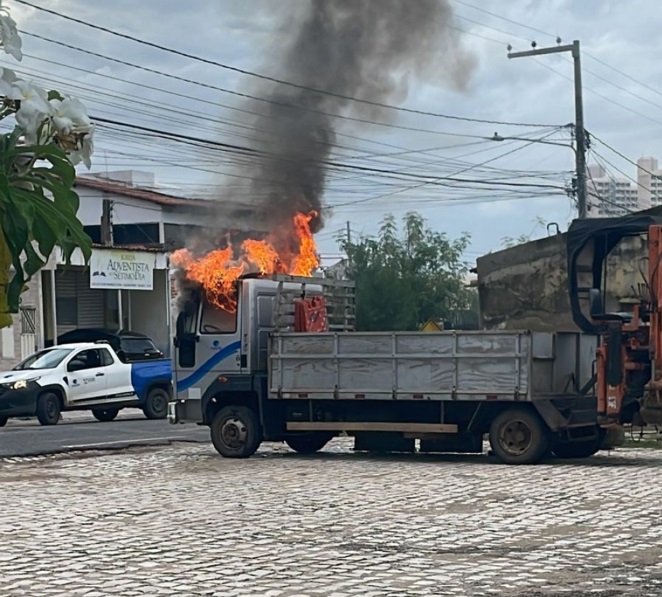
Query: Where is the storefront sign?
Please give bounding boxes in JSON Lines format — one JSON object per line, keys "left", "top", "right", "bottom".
{"left": 90, "top": 249, "right": 156, "bottom": 290}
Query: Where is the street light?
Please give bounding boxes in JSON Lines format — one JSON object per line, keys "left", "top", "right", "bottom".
{"left": 489, "top": 132, "right": 585, "bottom": 211}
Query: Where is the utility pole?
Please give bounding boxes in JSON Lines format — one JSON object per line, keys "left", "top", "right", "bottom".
{"left": 508, "top": 40, "right": 588, "bottom": 219}
{"left": 100, "top": 196, "right": 114, "bottom": 245}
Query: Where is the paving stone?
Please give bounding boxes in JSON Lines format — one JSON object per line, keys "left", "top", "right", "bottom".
{"left": 1, "top": 441, "right": 662, "bottom": 595}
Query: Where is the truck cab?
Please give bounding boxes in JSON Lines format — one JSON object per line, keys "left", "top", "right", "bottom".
{"left": 170, "top": 274, "right": 343, "bottom": 428}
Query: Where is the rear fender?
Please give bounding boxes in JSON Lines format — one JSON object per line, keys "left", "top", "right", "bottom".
{"left": 130, "top": 359, "right": 173, "bottom": 401}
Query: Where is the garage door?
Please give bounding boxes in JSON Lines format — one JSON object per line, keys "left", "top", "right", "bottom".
{"left": 55, "top": 269, "right": 106, "bottom": 335}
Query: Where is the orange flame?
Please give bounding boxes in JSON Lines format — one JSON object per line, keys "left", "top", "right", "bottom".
{"left": 172, "top": 212, "right": 319, "bottom": 312}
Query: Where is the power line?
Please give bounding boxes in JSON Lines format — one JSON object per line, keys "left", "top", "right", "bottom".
{"left": 24, "top": 29, "right": 545, "bottom": 140}
{"left": 585, "top": 158, "right": 636, "bottom": 215}
{"left": 11, "top": 53, "right": 493, "bottom": 164}
{"left": 454, "top": 1, "right": 662, "bottom": 122}
{"left": 12, "top": 0, "right": 560, "bottom": 129}
{"left": 328, "top": 133, "right": 569, "bottom": 208}
{"left": 92, "top": 115, "right": 567, "bottom": 191}
{"left": 455, "top": 0, "right": 555, "bottom": 40}
{"left": 589, "top": 146, "right": 661, "bottom": 204}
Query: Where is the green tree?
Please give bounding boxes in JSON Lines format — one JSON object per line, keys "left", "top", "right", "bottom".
{"left": 338, "top": 212, "right": 471, "bottom": 331}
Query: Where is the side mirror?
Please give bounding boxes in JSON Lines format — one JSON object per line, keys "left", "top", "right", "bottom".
{"left": 589, "top": 288, "right": 604, "bottom": 319}
{"left": 67, "top": 360, "right": 85, "bottom": 372}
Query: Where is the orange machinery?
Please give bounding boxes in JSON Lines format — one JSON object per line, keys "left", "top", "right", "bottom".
{"left": 568, "top": 215, "right": 662, "bottom": 428}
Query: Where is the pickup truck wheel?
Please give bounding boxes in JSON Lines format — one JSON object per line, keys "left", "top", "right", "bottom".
{"left": 285, "top": 433, "right": 333, "bottom": 454}
{"left": 489, "top": 408, "right": 549, "bottom": 465}
{"left": 0, "top": 415, "right": 7, "bottom": 427}
{"left": 211, "top": 406, "right": 261, "bottom": 458}
{"left": 36, "top": 392, "right": 61, "bottom": 426}
{"left": 92, "top": 408, "right": 120, "bottom": 422}
{"left": 142, "top": 388, "right": 169, "bottom": 420}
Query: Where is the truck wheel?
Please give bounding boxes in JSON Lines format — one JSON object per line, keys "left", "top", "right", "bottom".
{"left": 142, "top": 388, "right": 169, "bottom": 420}
{"left": 210, "top": 406, "right": 261, "bottom": 458}
{"left": 36, "top": 392, "right": 61, "bottom": 426}
{"left": 489, "top": 407, "right": 549, "bottom": 465}
{"left": 92, "top": 408, "right": 120, "bottom": 422}
{"left": 285, "top": 433, "right": 333, "bottom": 454}
{"left": 0, "top": 415, "right": 7, "bottom": 427}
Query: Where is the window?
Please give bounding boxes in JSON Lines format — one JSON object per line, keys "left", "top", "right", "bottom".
{"left": 14, "top": 347, "right": 73, "bottom": 370}
{"left": 200, "top": 297, "right": 237, "bottom": 334}
{"left": 70, "top": 349, "right": 106, "bottom": 370}
{"left": 99, "top": 348, "right": 115, "bottom": 366}
{"left": 121, "top": 338, "right": 158, "bottom": 353}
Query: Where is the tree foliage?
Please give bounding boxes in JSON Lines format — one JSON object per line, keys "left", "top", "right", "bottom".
{"left": 0, "top": 6, "right": 94, "bottom": 327}
{"left": 338, "top": 212, "right": 472, "bottom": 331}
{"left": 0, "top": 129, "right": 91, "bottom": 324}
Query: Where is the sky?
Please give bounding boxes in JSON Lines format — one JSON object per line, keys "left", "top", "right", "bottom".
{"left": 5, "top": 0, "right": 662, "bottom": 265}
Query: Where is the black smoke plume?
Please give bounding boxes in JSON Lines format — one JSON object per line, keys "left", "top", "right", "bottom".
{"left": 241, "top": 0, "right": 476, "bottom": 233}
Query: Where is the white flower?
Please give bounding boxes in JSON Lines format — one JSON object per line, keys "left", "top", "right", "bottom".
{"left": 0, "top": 12, "right": 22, "bottom": 61}
{"left": 8, "top": 80, "right": 51, "bottom": 141}
{"left": 67, "top": 123, "right": 94, "bottom": 169}
{"left": 49, "top": 97, "right": 92, "bottom": 136}
{"left": 0, "top": 66, "right": 15, "bottom": 96}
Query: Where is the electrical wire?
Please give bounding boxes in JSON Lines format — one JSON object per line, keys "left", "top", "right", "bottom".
{"left": 12, "top": 0, "right": 561, "bottom": 129}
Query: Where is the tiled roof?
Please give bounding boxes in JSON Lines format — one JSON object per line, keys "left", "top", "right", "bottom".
{"left": 75, "top": 177, "right": 215, "bottom": 210}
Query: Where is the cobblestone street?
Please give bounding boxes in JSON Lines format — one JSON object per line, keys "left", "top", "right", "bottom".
{"left": 2, "top": 440, "right": 662, "bottom": 596}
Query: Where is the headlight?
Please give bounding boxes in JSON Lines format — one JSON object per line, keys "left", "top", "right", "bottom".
{"left": 11, "top": 378, "right": 40, "bottom": 389}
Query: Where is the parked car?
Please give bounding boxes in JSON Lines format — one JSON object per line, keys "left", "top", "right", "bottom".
{"left": 0, "top": 342, "right": 172, "bottom": 427}
{"left": 56, "top": 329, "right": 164, "bottom": 363}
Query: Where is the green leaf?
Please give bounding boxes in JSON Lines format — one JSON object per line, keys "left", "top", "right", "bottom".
{"left": 47, "top": 90, "right": 64, "bottom": 102}
{"left": 0, "top": 134, "right": 92, "bottom": 318}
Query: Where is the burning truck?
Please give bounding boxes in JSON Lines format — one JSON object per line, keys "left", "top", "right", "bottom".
{"left": 168, "top": 211, "right": 607, "bottom": 465}
{"left": 165, "top": 0, "right": 610, "bottom": 465}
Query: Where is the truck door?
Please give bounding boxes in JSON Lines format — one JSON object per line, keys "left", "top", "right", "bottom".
{"left": 173, "top": 294, "right": 242, "bottom": 399}
{"left": 66, "top": 349, "right": 110, "bottom": 404}
{"left": 197, "top": 295, "right": 242, "bottom": 375}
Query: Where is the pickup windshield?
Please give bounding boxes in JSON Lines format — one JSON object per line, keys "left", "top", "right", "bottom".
{"left": 14, "top": 347, "right": 74, "bottom": 370}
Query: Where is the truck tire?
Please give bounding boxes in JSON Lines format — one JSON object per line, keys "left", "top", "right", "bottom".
{"left": 92, "top": 408, "right": 120, "bottom": 422}
{"left": 210, "top": 405, "right": 261, "bottom": 458}
{"left": 36, "top": 392, "right": 61, "bottom": 426}
{"left": 0, "top": 415, "right": 7, "bottom": 427}
{"left": 285, "top": 433, "right": 333, "bottom": 454}
{"left": 142, "top": 387, "right": 169, "bottom": 420}
{"left": 489, "top": 407, "right": 549, "bottom": 465}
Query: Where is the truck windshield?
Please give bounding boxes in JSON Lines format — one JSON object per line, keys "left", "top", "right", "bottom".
{"left": 13, "top": 347, "right": 74, "bottom": 370}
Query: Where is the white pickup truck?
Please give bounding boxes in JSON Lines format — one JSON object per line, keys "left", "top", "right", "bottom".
{"left": 0, "top": 342, "right": 172, "bottom": 426}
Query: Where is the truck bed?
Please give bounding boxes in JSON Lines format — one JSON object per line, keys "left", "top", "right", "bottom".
{"left": 269, "top": 331, "right": 536, "bottom": 401}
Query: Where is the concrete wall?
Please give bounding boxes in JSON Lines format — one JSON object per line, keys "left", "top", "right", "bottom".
{"left": 477, "top": 234, "right": 573, "bottom": 332}
{"left": 0, "top": 273, "right": 43, "bottom": 369}
{"left": 476, "top": 232, "right": 647, "bottom": 332}
{"left": 129, "top": 269, "right": 170, "bottom": 355}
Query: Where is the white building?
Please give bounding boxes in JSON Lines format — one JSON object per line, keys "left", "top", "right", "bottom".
{"left": 0, "top": 171, "right": 261, "bottom": 369}
{"left": 587, "top": 157, "right": 662, "bottom": 217}
{"left": 637, "top": 156, "right": 662, "bottom": 209}
{"left": 587, "top": 164, "right": 640, "bottom": 217}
